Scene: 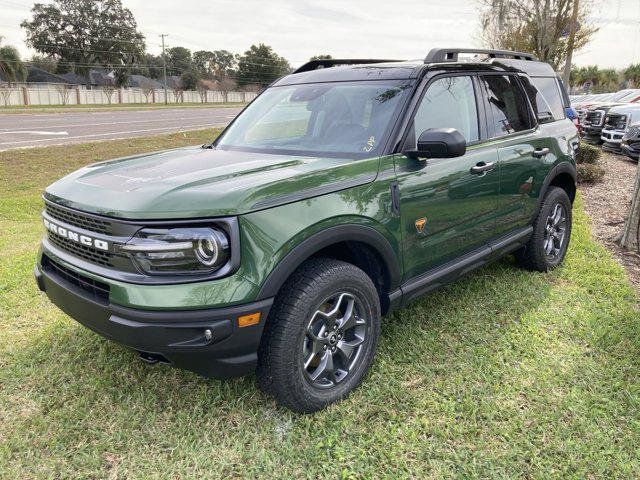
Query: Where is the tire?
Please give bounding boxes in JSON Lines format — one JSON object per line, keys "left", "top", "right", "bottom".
{"left": 516, "top": 186, "right": 572, "bottom": 272}
{"left": 256, "top": 257, "right": 381, "bottom": 413}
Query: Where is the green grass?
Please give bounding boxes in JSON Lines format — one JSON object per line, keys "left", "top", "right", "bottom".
{"left": 0, "top": 102, "right": 246, "bottom": 114}
{"left": 1, "top": 132, "right": 639, "bottom": 478}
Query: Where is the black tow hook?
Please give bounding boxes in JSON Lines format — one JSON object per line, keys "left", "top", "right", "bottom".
{"left": 137, "top": 351, "right": 168, "bottom": 365}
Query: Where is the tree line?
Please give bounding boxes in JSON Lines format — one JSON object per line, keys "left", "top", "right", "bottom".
{"left": 0, "top": 0, "right": 295, "bottom": 91}
{"left": 570, "top": 65, "right": 640, "bottom": 93}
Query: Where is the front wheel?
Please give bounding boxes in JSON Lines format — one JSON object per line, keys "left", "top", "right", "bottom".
{"left": 257, "top": 258, "right": 381, "bottom": 413}
{"left": 516, "top": 186, "right": 572, "bottom": 272}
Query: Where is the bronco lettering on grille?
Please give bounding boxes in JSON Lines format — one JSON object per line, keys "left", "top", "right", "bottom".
{"left": 43, "top": 218, "right": 109, "bottom": 251}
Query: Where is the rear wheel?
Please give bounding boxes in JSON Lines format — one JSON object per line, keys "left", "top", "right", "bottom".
{"left": 516, "top": 186, "right": 572, "bottom": 271}
{"left": 257, "top": 258, "right": 381, "bottom": 413}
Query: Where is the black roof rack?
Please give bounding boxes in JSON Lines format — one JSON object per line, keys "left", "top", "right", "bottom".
{"left": 424, "top": 48, "right": 537, "bottom": 63}
{"left": 293, "top": 59, "right": 403, "bottom": 74}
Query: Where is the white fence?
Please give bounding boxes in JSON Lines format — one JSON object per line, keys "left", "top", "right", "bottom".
{"left": 0, "top": 85, "right": 258, "bottom": 107}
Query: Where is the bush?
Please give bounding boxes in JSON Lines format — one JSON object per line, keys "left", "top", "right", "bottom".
{"left": 577, "top": 163, "right": 605, "bottom": 184}
{"left": 576, "top": 143, "right": 601, "bottom": 164}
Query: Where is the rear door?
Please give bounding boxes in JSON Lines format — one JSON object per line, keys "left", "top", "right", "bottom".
{"left": 393, "top": 74, "right": 499, "bottom": 281}
{"left": 478, "top": 74, "right": 554, "bottom": 237}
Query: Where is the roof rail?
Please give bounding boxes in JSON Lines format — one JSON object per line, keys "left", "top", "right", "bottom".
{"left": 293, "top": 59, "right": 403, "bottom": 74}
{"left": 424, "top": 48, "right": 537, "bottom": 63}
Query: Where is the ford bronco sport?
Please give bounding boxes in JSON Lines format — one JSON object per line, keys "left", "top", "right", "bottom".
{"left": 35, "top": 48, "right": 578, "bottom": 413}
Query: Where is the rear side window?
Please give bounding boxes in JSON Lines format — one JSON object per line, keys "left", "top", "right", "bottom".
{"left": 531, "top": 77, "right": 566, "bottom": 120}
{"left": 480, "top": 75, "right": 533, "bottom": 138}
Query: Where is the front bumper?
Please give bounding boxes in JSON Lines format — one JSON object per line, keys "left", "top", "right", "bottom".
{"left": 621, "top": 143, "right": 640, "bottom": 161}
{"left": 581, "top": 125, "right": 604, "bottom": 144}
{"left": 601, "top": 128, "right": 625, "bottom": 153}
{"left": 35, "top": 258, "right": 273, "bottom": 379}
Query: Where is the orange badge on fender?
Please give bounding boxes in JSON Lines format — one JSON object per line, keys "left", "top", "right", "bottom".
{"left": 415, "top": 217, "right": 427, "bottom": 233}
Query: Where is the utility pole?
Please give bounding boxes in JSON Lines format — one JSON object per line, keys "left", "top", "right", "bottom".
{"left": 562, "top": 0, "right": 580, "bottom": 88}
{"left": 160, "top": 34, "right": 168, "bottom": 105}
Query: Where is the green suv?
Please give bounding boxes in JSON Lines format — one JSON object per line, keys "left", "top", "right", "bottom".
{"left": 35, "top": 48, "right": 578, "bottom": 412}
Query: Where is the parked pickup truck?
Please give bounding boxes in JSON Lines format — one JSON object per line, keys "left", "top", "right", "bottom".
{"left": 35, "top": 48, "right": 578, "bottom": 412}
{"left": 601, "top": 104, "right": 640, "bottom": 154}
{"left": 622, "top": 124, "right": 640, "bottom": 161}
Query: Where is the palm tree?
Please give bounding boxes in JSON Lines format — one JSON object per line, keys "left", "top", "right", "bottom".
{"left": 623, "top": 64, "right": 640, "bottom": 88}
{"left": 570, "top": 66, "right": 587, "bottom": 91}
{"left": 598, "top": 69, "right": 621, "bottom": 93}
{"left": 0, "top": 37, "right": 27, "bottom": 86}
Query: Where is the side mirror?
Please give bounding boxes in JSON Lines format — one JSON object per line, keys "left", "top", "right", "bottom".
{"left": 405, "top": 128, "right": 466, "bottom": 160}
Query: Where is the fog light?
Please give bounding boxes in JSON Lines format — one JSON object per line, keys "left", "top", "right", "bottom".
{"left": 204, "top": 329, "right": 213, "bottom": 341}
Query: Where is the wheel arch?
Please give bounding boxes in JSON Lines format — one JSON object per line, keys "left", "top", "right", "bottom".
{"left": 533, "top": 162, "right": 576, "bottom": 222}
{"left": 256, "top": 224, "right": 402, "bottom": 313}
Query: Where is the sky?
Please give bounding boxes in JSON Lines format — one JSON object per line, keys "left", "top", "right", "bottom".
{"left": 1, "top": 0, "right": 640, "bottom": 70}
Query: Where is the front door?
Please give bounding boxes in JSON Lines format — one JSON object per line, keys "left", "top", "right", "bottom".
{"left": 394, "top": 75, "right": 499, "bottom": 281}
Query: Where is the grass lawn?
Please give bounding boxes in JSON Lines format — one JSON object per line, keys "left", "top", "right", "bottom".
{"left": 0, "top": 102, "right": 246, "bottom": 114}
{"left": 1, "top": 131, "right": 640, "bottom": 478}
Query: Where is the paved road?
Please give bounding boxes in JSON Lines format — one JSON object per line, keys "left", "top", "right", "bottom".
{"left": 0, "top": 106, "right": 243, "bottom": 150}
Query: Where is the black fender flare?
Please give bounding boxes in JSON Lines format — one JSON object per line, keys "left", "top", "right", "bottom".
{"left": 256, "top": 224, "right": 402, "bottom": 300}
{"left": 533, "top": 161, "right": 577, "bottom": 220}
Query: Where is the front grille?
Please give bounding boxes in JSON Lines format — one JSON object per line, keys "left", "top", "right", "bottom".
{"left": 625, "top": 125, "right": 640, "bottom": 140}
{"left": 45, "top": 202, "right": 112, "bottom": 235}
{"left": 585, "top": 111, "right": 603, "bottom": 126}
{"left": 42, "top": 254, "right": 110, "bottom": 303}
{"left": 47, "top": 230, "right": 112, "bottom": 267}
{"left": 605, "top": 113, "right": 627, "bottom": 130}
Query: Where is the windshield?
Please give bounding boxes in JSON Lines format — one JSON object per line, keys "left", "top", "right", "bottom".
{"left": 216, "top": 80, "right": 412, "bottom": 158}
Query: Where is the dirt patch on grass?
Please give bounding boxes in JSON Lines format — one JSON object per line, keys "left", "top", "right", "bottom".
{"left": 579, "top": 150, "right": 640, "bottom": 292}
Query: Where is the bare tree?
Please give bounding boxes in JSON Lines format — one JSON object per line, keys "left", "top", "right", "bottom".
{"left": 55, "top": 83, "right": 72, "bottom": 105}
{"left": 621, "top": 165, "right": 640, "bottom": 253}
{"left": 167, "top": 76, "right": 183, "bottom": 103}
{"left": 196, "top": 79, "right": 210, "bottom": 103}
{"left": 218, "top": 76, "right": 237, "bottom": 103}
{"left": 241, "top": 83, "right": 261, "bottom": 93}
{"left": 172, "top": 86, "right": 184, "bottom": 103}
{"left": 139, "top": 78, "right": 155, "bottom": 103}
{"left": 479, "top": 0, "right": 597, "bottom": 69}
{"left": 102, "top": 84, "right": 116, "bottom": 104}
{"left": 0, "top": 84, "right": 11, "bottom": 106}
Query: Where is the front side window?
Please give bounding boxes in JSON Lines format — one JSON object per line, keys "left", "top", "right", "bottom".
{"left": 216, "top": 80, "right": 412, "bottom": 158}
{"left": 480, "top": 75, "right": 533, "bottom": 138}
{"left": 409, "top": 75, "right": 479, "bottom": 144}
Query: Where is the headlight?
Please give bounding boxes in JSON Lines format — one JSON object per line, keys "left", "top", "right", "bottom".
{"left": 119, "top": 227, "right": 230, "bottom": 275}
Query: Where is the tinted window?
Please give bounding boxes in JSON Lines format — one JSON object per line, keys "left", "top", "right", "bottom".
{"left": 411, "top": 76, "right": 479, "bottom": 144}
{"left": 480, "top": 75, "right": 533, "bottom": 137}
{"left": 531, "top": 77, "right": 566, "bottom": 120}
{"left": 520, "top": 77, "right": 556, "bottom": 124}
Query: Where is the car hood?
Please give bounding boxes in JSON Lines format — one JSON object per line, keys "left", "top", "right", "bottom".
{"left": 587, "top": 102, "right": 625, "bottom": 111}
{"left": 606, "top": 104, "right": 640, "bottom": 115}
{"left": 45, "top": 146, "right": 378, "bottom": 219}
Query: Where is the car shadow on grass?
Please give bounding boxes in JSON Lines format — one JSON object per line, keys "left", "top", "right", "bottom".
{"left": 6, "top": 256, "right": 557, "bottom": 413}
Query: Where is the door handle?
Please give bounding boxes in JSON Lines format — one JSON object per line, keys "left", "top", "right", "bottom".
{"left": 469, "top": 161, "right": 495, "bottom": 175}
{"left": 532, "top": 147, "right": 550, "bottom": 158}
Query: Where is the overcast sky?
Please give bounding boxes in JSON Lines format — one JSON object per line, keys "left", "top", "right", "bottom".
{"left": 1, "top": 0, "right": 640, "bottom": 69}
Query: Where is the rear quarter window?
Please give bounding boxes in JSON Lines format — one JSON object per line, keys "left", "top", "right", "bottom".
{"left": 530, "top": 77, "right": 566, "bottom": 121}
